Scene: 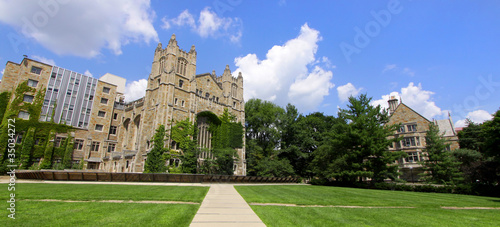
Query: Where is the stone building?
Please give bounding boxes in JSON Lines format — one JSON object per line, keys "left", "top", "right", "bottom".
{"left": 386, "top": 96, "right": 459, "bottom": 182}
{"left": 0, "top": 34, "right": 246, "bottom": 175}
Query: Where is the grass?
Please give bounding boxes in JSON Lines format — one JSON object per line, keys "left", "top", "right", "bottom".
{"left": 235, "top": 185, "right": 500, "bottom": 208}
{"left": 1, "top": 183, "right": 209, "bottom": 226}
{"left": 251, "top": 206, "right": 500, "bottom": 227}
{"left": 1, "top": 201, "right": 199, "bottom": 227}
{"left": 3, "top": 183, "right": 209, "bottom": 202}
{"left": 235, "top": 185, "right": 500, "bottom": 227}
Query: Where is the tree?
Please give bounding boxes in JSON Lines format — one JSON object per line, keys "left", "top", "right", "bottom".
{"left": 19, "top": 127, "right": 35, "bottom": 169}
{"left": 62, "top": 134, "right": 74, "bottom": 169}
{"left": 144, "top": 125, "right": 167, "bottom": 173}
{"left": 312, "top": 94, "right": 404, "bottom": 183}
{"left": 420, "top": 123, "right": 463, "bottom": 184}
{"left": 458, "top": 119, "right": 484, "bottom": 152}
{"left": 480, "top": 109, "right": 500, "bottom": 184}
{"left": 40, "top": 130, "right": 56, "bottom": 169}
{"left": 171, "top": 119, "right": 198, "bottom": 174}
{"left": 452, "top": 148, "right": 482, "bottom": 184}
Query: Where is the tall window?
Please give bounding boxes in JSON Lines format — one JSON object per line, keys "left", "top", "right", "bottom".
{"left": 176, "top": 58, "right": 187, "bottom": 75}
{"left": 91, "top": 141, "right": 100, "bottom": 151}
{"left": 397, "top": 125, "right": 405, "bottom": 133}
{"left": 109, "top": 126, "right": 117, "bottom": 135}
{"left": 179, "top": 79, "right": 184, "bottom": 88}
{"left": 30, "top": 66, "right": 42, "bottom": 74}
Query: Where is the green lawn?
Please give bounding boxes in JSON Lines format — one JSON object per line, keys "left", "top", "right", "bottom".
{"left": 5, "top": 183, "right": 209, "bottom": 202}
{"left": 1, "top": 183, "right": 209, "bottom": 226}
{"left": 235, "top": 185, "right": 500, "bottom": 208}
{"left": 235, "top": 185, "right": 500, "bottom": 227}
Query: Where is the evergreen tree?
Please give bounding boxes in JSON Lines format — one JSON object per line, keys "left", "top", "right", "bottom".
{"left": 144, "top": 125, "right": 167, "bottom": 173}
{"left": 19, "top": 127, "right": 36, "bottom": 169}
{"left": 40, "top": 130, "right": 56, "bottom": 169}
{"left": 62, "top": 134, "right": 74, "bottom": 169}
{"left": 420, "top": 123, "right": 463, "bottom": 184}
{"left": 312, "top": 94, "right": 404, "bottom": 183}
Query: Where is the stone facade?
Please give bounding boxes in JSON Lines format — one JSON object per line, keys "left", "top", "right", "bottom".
{"left": 386, "top": 97, "right": 459, "bottom": 182}
{"left": 0, "top": 34, "right": 246, "bottom": 175}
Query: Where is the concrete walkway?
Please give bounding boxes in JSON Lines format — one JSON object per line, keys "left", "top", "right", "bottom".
{"left": 190, "top": 184, "right": 266, "bottom": 227}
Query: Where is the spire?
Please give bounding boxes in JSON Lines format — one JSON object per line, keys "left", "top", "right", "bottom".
{"left": 156, "top": 42, "right": 162, "bottom": 51}
{"left": 168, "top": 34, "right": 178, "bottom": 47}
{"left": 190, "top": 45, "right": 196, "bottom": 54}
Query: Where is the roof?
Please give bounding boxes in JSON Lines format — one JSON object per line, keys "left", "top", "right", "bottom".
{"left": 434, "top": 119, "right": 457, "bottom": 137}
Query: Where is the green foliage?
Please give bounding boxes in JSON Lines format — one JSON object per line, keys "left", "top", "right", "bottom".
{"left": 253, "top": 156, "right": 295, "bottom": 177}
{"left": 312, "top": 94, "right": 404, "bottom": 183}
{"left": 62, "top": 134, "right": 74, "bottom": 169}
{"left": 458, "top": 119, "right": 484, "bottom": 151}
{"left": 199, "top": 148, "right": 238, "bottom": 175}
{"left": 144, "top": 125, "right": 167, "bottom": 173}
{"left": 171, "top": 118, "right": 199, "bottom": 174}
{"left": 0, "top": 91, "right": 11, "bottom": 125}
{"left": 19, "top": 127, "right": 36, "bottom": 169}
{"left": 420, "top": 123, "right": 463, "bottom": 184}
{"left": 40, "top": 130, "right": 56, "bottom": 169}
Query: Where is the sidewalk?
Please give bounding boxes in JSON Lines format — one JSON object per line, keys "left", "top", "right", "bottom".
{"left": 190, "top": 184, "right": 266, "bottom": 227}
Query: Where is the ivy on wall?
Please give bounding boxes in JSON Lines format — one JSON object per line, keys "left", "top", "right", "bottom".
{"left": 0, "top": 81, "right": 74, "bottom": 173}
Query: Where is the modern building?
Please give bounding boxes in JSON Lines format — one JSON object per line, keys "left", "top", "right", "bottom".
{"left": 386, "top": 96, "right": 459, "bottom": 182}
{"left": 0, "top": 34, "right": 246, "bottom": 175}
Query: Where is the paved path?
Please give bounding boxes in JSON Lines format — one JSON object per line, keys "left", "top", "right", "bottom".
{"left": 190, "top": 184, "right": 266, "bottom": 227}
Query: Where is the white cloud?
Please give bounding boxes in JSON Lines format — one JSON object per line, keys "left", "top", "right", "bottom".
{"left": 0, "top": 0, "right": 158, "bottom": 58}
{"left": 337, "top": 83, "right": 362, "bottom": 103}
{"left": 382, "top": 64, "right": 415, "bottom": 76}
{"left": 84, "top": 70, "right": 93, "bottom": 77}
{"left": 455, "top": 110, "right": 493, "bottom": 127}
{"left": 382, "top": 64, "right": 397, "bottom": 73}
{"left": 32, "top": 55, "right": 56, "bottom": 66}
{"left": 371, "top": 82, "right": 444, "bottom": 120}
{"left": 124, "top": 79, "right": 147, "bottom": 102}
{"left": 1, "top": 68, "right": 4, "bottom": 75}
{"left": 161, "top": 7, "right": 242, "bottom": 43}
{"left": 233, "top": 23, "right": 334, "bottom": 112}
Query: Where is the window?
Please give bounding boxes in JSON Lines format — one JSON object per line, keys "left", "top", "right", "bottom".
{"left": 176, "top": 58, "right": 187, "bottom": 75}
{"left": 101, "top": 98, "right": 108, "bottom": 105}
{"left": 23, "top": 95, "right": 34, "bottom": 103}
{"left": 174, "top": 98, "right": 178, "bottom": 105}
{"left": 113, "top": 113, "right": 118, "bottom": 120}
{"left": 397, "top": 125, "right": 405, "bottom": 133}
{"left": 179, "top": 79, "right": 184, "bottom": 88}
{"left": 54, "top": 137, "right": 65, "bottom": 147}
{"left": 205, "top": 93, "right": 209, "bottom": 99}
{"left": 69, "top": 105, "right": 74, "bottom": 111}
{"left": 98, "top": 111, "right": 106, "bottom": 117}
{"left": 407, "top": 124, "right": 417, "bottom": 132}
{"left": 51, "top": 72, "right": 57, "bottom": 78}
{"left": 157, "top": 78, "right": 161, "bottom": 86}
{"left": 403, "top": 137, "right": 417, "bottom": 147}
{"left": 95, "top": 124, "right": 104, "bottom": 131}
{"left": 27, "top": 79, "right": 38, "bottom": 87}
{"left": 91, "top": 141, "right": 100, "bottom": 151}
{"left": 181, "top": 100, "right": 185, "bottom": 107}
{"left": 15, "top": 133, "right": 23, "bottom": 144}
{"left": 108, "top": 143, "right": 116, "bottom": 152}
{"left": 86, "top": 108, "right": 91, "bottom": 114}
{"left": 31, "top": 66, "right": 42, "bottom": 74}
{"left": 109, "top": 126, "right": 117, "bottom": 135}
{"left": 405, "top": 152, "right": 420, "bottom": 163}
{"left": 75, "top": 78, "right": 80, "bottom": 85}
{"left": 89, "top": 95, "right": 94, "bottom": 101}
{"left": 103, "top": 87, "right": 110, "bottom": 94}
{"left": 18, "top": 111, "right": 30, "bottom": 120}
{"left": 233, "top": 101, "right": 236, "bottom": 108}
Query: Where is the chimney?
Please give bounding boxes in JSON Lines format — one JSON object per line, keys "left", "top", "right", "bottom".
{"left": 388, "top": 96, "right": 399, "bottom": 114}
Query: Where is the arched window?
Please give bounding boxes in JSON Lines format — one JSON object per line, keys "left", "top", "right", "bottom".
{"left": 176, "top": 58, "right": 188, "bottom": 75}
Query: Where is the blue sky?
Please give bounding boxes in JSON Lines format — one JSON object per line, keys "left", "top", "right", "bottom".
{"left": 0, "top": 0, "right": 499, "bottom": 127}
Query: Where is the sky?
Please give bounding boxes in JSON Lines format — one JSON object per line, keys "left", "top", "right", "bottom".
{"left": 0, "top": 0, "right": 499, "bottom": 127}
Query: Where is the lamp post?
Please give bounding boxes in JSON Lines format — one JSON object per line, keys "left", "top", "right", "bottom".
{"left": 409, "top": 166, "right": 414, "bottom": 183}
